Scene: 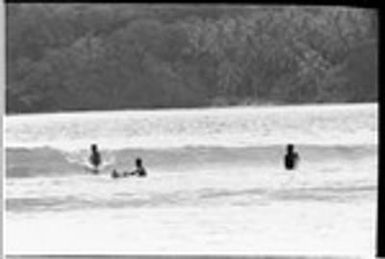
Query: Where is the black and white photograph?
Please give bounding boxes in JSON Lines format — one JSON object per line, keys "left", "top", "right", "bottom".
{"left": 3, "top": 3, "right": 378, "bottom": 257}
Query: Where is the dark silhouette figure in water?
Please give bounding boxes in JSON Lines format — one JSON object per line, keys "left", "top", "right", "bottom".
{"left": 111, "top": 158, "right": 147, "bottom": 179}
{"left": 111, "top": 169, "right": 120, "bottom": 179}
{"left": 284, "top": 144, "right": 299, "bottom": 170}
{"left": 131, "top": 158, "right": 147, "bottom": 177}
{"left": 89, "top": 144, "right": 101, "bottom": 173}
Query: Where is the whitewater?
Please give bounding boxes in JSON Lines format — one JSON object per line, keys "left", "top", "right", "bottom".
{"left": 5, "top": 103, "right": 378, "bottom": 256}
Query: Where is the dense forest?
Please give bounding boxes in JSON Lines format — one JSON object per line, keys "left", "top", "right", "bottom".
{"left": 6, "top": 4, "right": 378, "bottom": 113}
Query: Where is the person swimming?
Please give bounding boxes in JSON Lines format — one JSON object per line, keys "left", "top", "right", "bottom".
{"left": 89, "top": 144, "right": 101, "bottom": 173}
{"left": 284, "top": 144, "right": 299, "bottom": 170}
{"left": 132, "top": 158, "right": 147, "bottom": 177}
{"left": 111, "top": 158, "right": 147, "bottom": 179}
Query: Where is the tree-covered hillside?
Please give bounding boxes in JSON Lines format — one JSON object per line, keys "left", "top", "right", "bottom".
{"left": 6, "top": 4, "right": 378, "bottom": 113}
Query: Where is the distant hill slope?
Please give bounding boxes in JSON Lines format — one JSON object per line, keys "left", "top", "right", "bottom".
{"left": 6, "top": 4, "right": 378, "bottom": 113}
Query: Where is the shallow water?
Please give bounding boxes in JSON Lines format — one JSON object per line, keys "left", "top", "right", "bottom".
{"left": 5, "top": 103, "right": 378, "bottom": 255}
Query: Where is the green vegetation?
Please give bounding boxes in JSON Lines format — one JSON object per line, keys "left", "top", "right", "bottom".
{"left": 6, "top": 4, "right": 378, "bottom": 113}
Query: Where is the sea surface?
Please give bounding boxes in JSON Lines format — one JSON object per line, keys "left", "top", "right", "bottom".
{"left": 5, "top": 103, "right": 378, "bottom": 256}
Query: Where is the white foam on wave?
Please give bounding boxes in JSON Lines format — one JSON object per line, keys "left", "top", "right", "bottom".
{"left": 6, "top": 202, "right": 376, "bottom": 255}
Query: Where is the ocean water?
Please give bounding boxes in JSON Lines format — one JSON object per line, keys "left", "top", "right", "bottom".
{"left": 5, "top": 103, "right": 378, "bottom": 256}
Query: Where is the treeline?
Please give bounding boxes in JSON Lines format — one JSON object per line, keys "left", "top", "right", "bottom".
{"left": 6, "top": 4, "right": 378, "bottom": 113}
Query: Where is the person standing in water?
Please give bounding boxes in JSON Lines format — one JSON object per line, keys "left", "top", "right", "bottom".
{"left": 89, "top": 144, "right": 102, "bottom": 173}
{"left": 284, "top": 144, "right": 299, "bottom": 170}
